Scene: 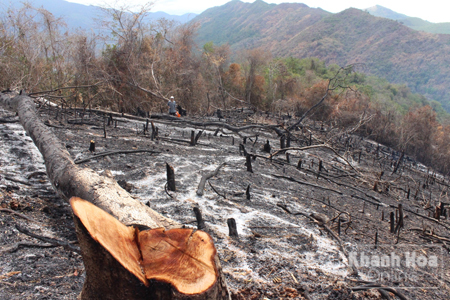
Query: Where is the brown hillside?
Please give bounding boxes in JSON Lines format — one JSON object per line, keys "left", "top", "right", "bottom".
{"left": 193, "top": 2, "right": 450, "bottom": 110}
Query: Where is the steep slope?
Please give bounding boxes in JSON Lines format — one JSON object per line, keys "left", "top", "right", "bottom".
{"left": 193, "top": 0, "right": 330, "bottom": 48}
{"left": 279, "top": 9, "right": 450, "bottom": 109}
{"left": 192, "top": 1, "right": 450, "bottom": 110}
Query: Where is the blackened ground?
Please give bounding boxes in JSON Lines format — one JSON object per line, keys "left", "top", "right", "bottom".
{"left": 1, "top": 105, "right": 449, "bottom": 299}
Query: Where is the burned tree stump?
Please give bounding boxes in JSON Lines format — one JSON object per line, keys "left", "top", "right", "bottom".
{"left": 435, "top": 206, "right": 441, "bottom": 221}
{"left": 317, "top": 160, "right": 323, "bottom": 179}
{"left": 193, "top": 207, "right": 206, "bottom": 230}
{"left": 246, "top": 154, "right": 253, "bottom": 173}
{"left": 89, "top": 140, "right": 95, "bottom": 152}
{"left": 239, "top": 144, "right": 247, "bottom": 156}
{"left": 166, "top": 163, "right": 176, "bottom": 192}
{"left": 263, "top": 140, "right": 271, "bottom": 153}
{"left": 151, "top": 121, "right": 158, "bottom": 140}
{"left": 246, "top": 184, "right": 251, "bottom": 200}
{"left": 297, "top": 159, "right": 302, "bottom": 169}
{"left": 395, "top": 203, "right": 404, "bottom": 233}
{"left": 280, "top": 135, "right": 286, "bottom": 149}
{"left": 107, "top": 113, "right": 113, "bottom": 126}
{"left": 227, "top": 218, "right": 238, "bottom": 238}
{"left": 195, "top": 130, "right": 203, "bottom": 145}
{"left": 390, "top": 212, "right": 395, "bottom": 233}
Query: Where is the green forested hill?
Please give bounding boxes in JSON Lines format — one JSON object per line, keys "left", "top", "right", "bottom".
{"left": 192, "top": 1, "right": 450, "bottom": 111}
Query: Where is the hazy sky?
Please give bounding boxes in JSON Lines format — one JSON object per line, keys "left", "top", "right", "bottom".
{"left": 67, "top": 0, "right": 450, "bottom": 23}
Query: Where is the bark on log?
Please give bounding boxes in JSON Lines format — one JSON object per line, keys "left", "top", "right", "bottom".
{"left": 0, "top": 92, "right": 230, "bottom": 299}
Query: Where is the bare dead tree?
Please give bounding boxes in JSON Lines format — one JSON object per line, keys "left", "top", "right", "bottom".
{"left": 288, "top": 65, "right": 360, "bottom": 131}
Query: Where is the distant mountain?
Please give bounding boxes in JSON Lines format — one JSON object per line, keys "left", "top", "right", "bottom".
{"left": 365, "top": 5, "right": 450, "bottom": 34}
{"left": 192, "top": 1, "right": 450, "bottom": 111}
{"left": 364, "top": 5, "right": 408, "bottom": 20}
{"left": 0, "top": 0, "right": 197, "bottom": 32}
{"left": 193, "top": 0, "right": 331, "bottom": 50}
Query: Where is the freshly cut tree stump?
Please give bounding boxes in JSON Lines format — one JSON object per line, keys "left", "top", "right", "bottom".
{"left": 71, "top": 197, "right": 221, "bottom": 299}
{"left": 139, "top": 228, "right": 217, "bottom": 294}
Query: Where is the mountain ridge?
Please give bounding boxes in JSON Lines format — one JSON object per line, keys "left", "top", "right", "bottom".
{"left": 0, "top": 0, "right": 197, "bottom": 31}
{"left": 365, "top": 4, "right": 450, "bottom": 34}
{"left": 192, "top": 1, "right": 450, "bottom": 111}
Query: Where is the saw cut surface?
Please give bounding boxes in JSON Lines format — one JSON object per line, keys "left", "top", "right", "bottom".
{"left": 139, "top": 228, "right": 217, "bottom": 294}
{"left": 70, "top": 197, "right": 147, "bottom": 285}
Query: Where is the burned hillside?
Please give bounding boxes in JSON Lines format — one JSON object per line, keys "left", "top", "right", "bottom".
{"left": 1, "top": 103, "right": 450, "bottom": 299}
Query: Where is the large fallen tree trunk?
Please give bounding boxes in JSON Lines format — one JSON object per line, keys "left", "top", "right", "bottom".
{"left": 0, "top": 92, "right": 230, "bottom": 299}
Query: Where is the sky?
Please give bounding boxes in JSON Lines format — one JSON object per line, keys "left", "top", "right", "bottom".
{"left": 67, "top": 0, "right": 450, "bottom": 23}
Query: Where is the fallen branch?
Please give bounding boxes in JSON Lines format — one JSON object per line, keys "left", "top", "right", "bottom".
{"left": 0, "top": 117, "right": 19, "bottom": 123}
{"left": 270, "top": 144, "right": 362, "bottom": 177}
{"left": 197, "top": 163, "right": 225, "bottom": 196}
{"left": 276, "top": 203, "right": 357, "bottom": 275}
{"left": 0, "top": 208, "right": 42, "bottom": 224}
{"left": 3, "top": 176, "right": 32, "bottom": 186}
{"left": 351, "top": 284, "right": 408, "bottom": 300}
{"left": 272, "top": 174, "right": 343, "bottom": 195}
{"left": 15, "top": 224, "right": 80, "bottom": 253}
{"left": 1, "top": 241, "right": 56, "bottom": 253}
{"left": 400, "top": 206, "right": 450, "bottom": 231}
{"left": 74, "top": 149, "right": 161, "bottom": 164}
{"left": 208, "top": 181, "right": 226, "bottom": 199}
{"left": 409, "top": 228, "right": 450, "bottom": 242}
